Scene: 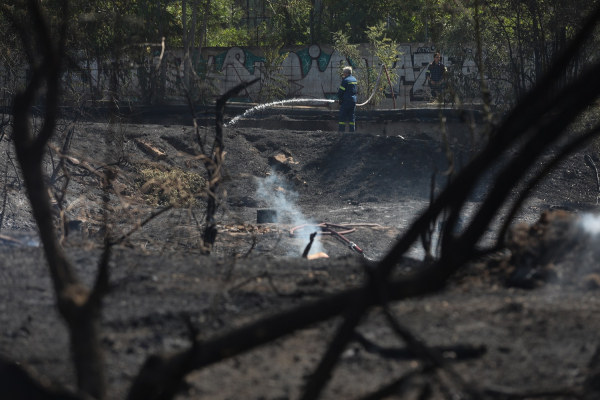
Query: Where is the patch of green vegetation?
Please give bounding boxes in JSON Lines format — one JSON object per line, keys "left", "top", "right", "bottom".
{"left": 136, "top": 165, "right": 205, "bottom": 207}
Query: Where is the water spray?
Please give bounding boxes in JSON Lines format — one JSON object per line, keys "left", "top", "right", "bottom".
{"left": 224, "top": 65, "right": 389, "bottom": 128}
{"left": 224, "top": 98, "right": 335, "bottom": 128}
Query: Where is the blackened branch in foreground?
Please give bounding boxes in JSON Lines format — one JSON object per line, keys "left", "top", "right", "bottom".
{"left": 3, "top": 0, "right": 109, "bottom": 399}
{"left": 352, "top": 332, "right": 486, "bottom": 361}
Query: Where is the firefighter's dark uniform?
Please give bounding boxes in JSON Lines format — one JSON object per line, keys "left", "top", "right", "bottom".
{"left": 337, "top": 74, "right": 358, "bottom": 132}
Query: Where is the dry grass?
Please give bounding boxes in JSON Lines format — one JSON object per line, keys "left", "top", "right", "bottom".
{"left": 136, "top": 163, "right": 206, "bottom": 207}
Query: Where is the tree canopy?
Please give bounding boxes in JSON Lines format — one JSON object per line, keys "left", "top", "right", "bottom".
{"left": 2, "top": 0, "right": 599, "bottom": 109}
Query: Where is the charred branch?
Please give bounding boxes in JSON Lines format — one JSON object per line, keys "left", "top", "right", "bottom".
{"left": 202, "top": 78, "right": 259, "bottom": 252}
{"left": 352, "top": 332, "right": 486, "bottom": 361}
{"left": 4, "top": 1, "right": 108, "bottom": 398}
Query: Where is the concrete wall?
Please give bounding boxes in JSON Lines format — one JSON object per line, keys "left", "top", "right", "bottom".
{"left": 194, "top": 44, "right": 478, "bottom": 108}
{"left": 0, "top": 43, "right": 480, "bottom": 109}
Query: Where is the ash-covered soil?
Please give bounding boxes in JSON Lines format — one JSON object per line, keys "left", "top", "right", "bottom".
{"left": 2, "top": 113, "right": 600, "bottom": 399}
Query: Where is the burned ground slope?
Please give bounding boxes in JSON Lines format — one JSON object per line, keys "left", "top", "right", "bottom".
{"left": 2, "top": 118, "right": 598, "bottom": 233}
{"left": 2, "top": 117, "right": 600, "bottom": 399}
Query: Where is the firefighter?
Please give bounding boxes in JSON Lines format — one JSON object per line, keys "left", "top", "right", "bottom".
{"left": 337, "top": 66, "right": 358, "bottom": 132}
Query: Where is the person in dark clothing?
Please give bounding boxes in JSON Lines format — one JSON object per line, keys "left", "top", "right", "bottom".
{"left": 425, "top": 52, "right": 447, "bottom": 98}
{"left": 337, "top": 66, "right": 358, "bottom": 132}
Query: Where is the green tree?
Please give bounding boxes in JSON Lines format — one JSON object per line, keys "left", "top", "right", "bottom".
{"left": 333, "top": 23, "right": 401, "bottom": 109}
{"left": 435, "top": 0, "right": 600, "bottom": 109}
{"left": 256, "top": 39, "right": 290, "bottom": 103}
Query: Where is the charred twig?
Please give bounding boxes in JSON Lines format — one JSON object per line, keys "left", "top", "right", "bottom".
{"left": 51, "top": 122, "right": 77, "bottom": 184}
{"left": 0, "top": 161, "right": 8, "bottom": 234}
{"left": 6, "top": 150, "right": 20, "bottom": 188}
{"left": 421, "top": 171, "right": 437, "bottom": 260}
{"left": 202, "top": 78, "right": 259, "bottom": 253}
{"left": 173, "top": 51, "right": 206, "bottom": 157}
{"left": 53, "top": 158, "right": 72, "bottom": 241}
{"left": 241, "top": 232, "right": 258, "bottom": 258}
{"left": 302, "top": 232, "right": 318, "bottom": 258}
{"left": 0, "top": 115, "right": 11, "bottom": 143}
{"left": 353, "top": 332, "right": 486, "bottom": 361}
{"left": 190, "top": 209, "right": 204, "bottom": 251}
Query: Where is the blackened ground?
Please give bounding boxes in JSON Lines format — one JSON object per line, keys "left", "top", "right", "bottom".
{"left": 1, "top": 114, "right": 600, "bottom": 399}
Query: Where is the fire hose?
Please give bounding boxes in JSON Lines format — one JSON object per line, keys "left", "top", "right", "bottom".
{"left": 356, "top": 65, "right": 385, "bottom": 107}
{"left": 289, "top": 223, "right": 383, "bottom": 254}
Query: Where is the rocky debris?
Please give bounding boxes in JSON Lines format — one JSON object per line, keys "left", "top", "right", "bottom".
{"left": 269, "top": 152, "right": 298, "bottom": 172}
{"left": 135, "top": 139, "right": 167, "bottom": 160}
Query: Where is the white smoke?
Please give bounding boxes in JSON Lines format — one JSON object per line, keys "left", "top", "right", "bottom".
{"left": 255, "top": 170, "right": 324, "bottom": 256}
{"left": 580, "top": 213, "right": 600, "bottom": 234}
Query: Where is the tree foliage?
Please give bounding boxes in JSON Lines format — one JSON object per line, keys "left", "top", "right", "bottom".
{"left": 2, "top": 0, "right": 600, "bottom": 110}
{"left": 333, "top": 23, "right": 401, "bottom": 108}
{"left": 433, "top": 0, "right": 600, "bottom": 108}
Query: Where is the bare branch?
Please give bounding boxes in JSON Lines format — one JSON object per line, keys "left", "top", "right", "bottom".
{"left": 202, "top": 78, "right": 260, "bottom": 252}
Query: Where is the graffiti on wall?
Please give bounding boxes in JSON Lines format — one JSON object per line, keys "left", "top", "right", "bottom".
{"left": 195, "top": 43, "right": 479, "bottom": 105}
{"left": 0, "top": 43, "right": 479, "bottom": 107}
